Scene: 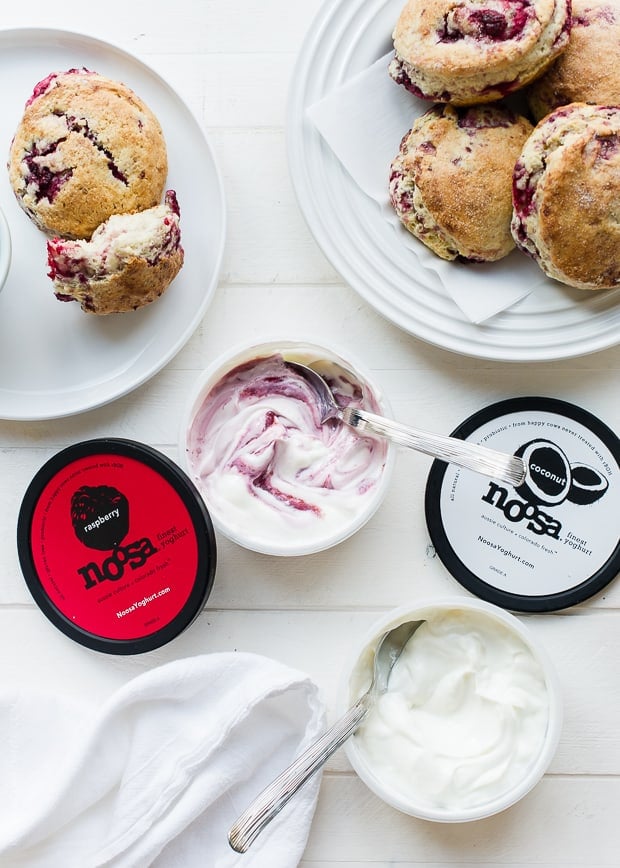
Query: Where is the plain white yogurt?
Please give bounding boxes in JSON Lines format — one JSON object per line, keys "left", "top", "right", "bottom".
{"left": 352, "top": 608, "right": 550, "bottom": 812}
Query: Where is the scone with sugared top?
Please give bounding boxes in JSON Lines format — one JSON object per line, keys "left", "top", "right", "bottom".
{"left": 390, "top": 104, "right": 533, "bottom": 261}
{"left": 47, "top": 189, "right": 183, "bottom": 314}
{"left": 388, "top": 0, "right": 572, "bottom": 105}
{"left": 528, "top": 0, "right": 620, "bottom": 120}
{"left": 511, "top": 103, "right": 620, "bottom": 289}
{"left": 8, "top": 68, "right": 167, "bottom": 239}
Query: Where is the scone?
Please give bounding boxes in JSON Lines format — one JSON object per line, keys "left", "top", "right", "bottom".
{"left": 388, "top": 0, "right": 572, "bottom": 105}
{"left": 528, "top": 0, "right": 620, "bottom": 120}
{"left": 390, "top": 104, "right": 533, "bottom": 261}
{"left": 511, "top": 103, "right": 620, "bottom": 289}
{"left": 46, "top": 189, "right": 183, "bottom": 314}
{"left": 8, "top": 68, "right": 167, "bottom": 239}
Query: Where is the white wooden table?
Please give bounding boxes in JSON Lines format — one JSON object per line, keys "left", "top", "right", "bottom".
{"left": 0, "top": 2, "right": 619, "bottom": 865}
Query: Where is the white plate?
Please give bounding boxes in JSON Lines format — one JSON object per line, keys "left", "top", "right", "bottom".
{"left": 287, "top": 0, "right": 620, "bottom": 362}
{"left": 0, "top": 28, "right": 225, "bottom": 420}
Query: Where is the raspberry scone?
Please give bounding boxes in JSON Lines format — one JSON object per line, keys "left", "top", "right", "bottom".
{"left": 528, "top": 1, "right": 620, "bottom": 120}
{"left": 388, "top": 0, "right": 572, "bottom": 105}
{"left": 511, "top": 103, "right": 620, "bottom": 289}
{"left": 390, "top": 104, "right": 533, "bottom": 261}
{"left": 46, "top": 190, "right": 184, "bottom": 314}
{"left": 8, "top": 68, "right": 167, "bottom": 239}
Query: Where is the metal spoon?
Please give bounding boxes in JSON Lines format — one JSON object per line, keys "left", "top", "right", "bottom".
{"left": 286, "top": 361, "right": 526, "bottom": 487}
{"left": 228, "top": 618, "right": 423, "bottom": 854}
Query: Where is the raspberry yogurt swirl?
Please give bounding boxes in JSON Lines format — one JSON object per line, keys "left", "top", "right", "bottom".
{"left": 185, "top": 352, "right": 390, "bottom": 554}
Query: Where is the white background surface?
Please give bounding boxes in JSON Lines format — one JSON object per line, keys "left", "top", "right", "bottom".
{"left": 0, "top": 1, "right": 618, "bottom": 865}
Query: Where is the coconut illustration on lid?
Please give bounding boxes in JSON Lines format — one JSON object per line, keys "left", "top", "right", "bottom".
{"left": 514, "top": 440, "right": 610, "bottom": 507}
{"left": 568, "top": 463, "right": 609, "bottom": 505}
{"left": 514, "top": 439, "right": 572, "bottom": 506}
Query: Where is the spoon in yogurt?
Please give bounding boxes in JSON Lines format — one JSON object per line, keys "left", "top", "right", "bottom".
{"left": 228, "top": 618, "right": 423, "bottom": 853}
{"left": 286, "top": 361, "right": 526, "bottom": 487}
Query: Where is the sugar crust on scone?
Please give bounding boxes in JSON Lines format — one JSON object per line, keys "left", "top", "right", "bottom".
{"left": 511, "top": 103, "right": 620, "bottom": 289}
{"left": 390, "top": 104, "right": 533, "bottom": 261}
{"left": 47, "top": 189, "right": 184, "bottom": 314}
{"left": 389, "top": 0, "right": 572, "bottom": 105}
{"left": 8, "top": 68, "right": 168, "bottom": 239}
{"left": 528, "top": 0, "right": 620, "bottom": 120}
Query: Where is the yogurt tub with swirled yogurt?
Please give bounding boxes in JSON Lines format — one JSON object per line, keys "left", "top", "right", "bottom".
{"left": 181, "top": 340, "right": 393, "bottom": 555}
{"left": 342, "top": 597, "right": 562, "bottom": 822}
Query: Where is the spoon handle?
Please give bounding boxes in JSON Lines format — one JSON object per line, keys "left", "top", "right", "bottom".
{"left": 228, "top": 696, "right": 369, "bottom": 854}
{"left": 344, "top": 408, "right": 526, "bottom": 487}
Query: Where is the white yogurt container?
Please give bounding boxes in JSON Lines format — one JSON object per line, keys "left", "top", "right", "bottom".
{"left": 342, "top": 597, "right": 562, "bottom": 822}
{"left": 180, "top": 339, "right": 393, "bottom": 556}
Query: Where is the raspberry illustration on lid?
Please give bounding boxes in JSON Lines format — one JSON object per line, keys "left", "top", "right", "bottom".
{"left": 71, "top": 485, "right": 130, "bottom": 550}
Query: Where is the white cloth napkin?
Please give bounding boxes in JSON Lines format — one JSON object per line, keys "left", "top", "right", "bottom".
{"left": 0, "top": 653, "right": 326, "bottom": 868}
{"left": 307, "top": 53, "right": 548, "bottom": 323}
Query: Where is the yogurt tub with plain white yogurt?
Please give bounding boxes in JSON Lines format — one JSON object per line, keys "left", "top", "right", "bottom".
{"left": 181, "top": 340, "right": 393, "bottom": 556}
{"left": 343, "top": 598, "right": 562, "bottom": 821}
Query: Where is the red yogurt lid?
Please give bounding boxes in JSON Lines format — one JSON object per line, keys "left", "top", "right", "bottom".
{"left": 17, "top": 439, "right": 216, "bottom": 654}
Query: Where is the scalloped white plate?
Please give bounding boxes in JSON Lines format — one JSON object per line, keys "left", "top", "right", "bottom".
{"left": 287, "top": 0, "right": 620, "bottom": 361}
{"left": 0, "top": 28, "right": 225, "bottom": 420}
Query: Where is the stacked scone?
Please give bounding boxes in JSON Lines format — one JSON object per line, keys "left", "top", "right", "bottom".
{"left": 389, "top": 0, "right": 571, "bottom": 105}
{"left": 47, "top": 190, "right": 184, "bottom": 314}
{"left": 388, "top": 0, "right": 620, "bottom": 290}
{"left": 527, "top": 0, "right": 620, "bottom": 121}
{"left": 514, "top": 0, "right": 620, "bottom": 289}
{"left": 8, "top": 68, "right": 184, "bottom": 313}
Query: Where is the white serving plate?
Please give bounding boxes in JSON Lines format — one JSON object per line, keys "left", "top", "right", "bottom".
{"left": 287, "top": 0, "right": 620, "bottom": 361}
{"left": 0, "top": 28, "right": 225, "bottom": 420}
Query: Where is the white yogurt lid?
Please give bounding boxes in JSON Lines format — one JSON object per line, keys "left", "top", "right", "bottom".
{"left": 425, "top": 397, "right": 620, "bottom": 612}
